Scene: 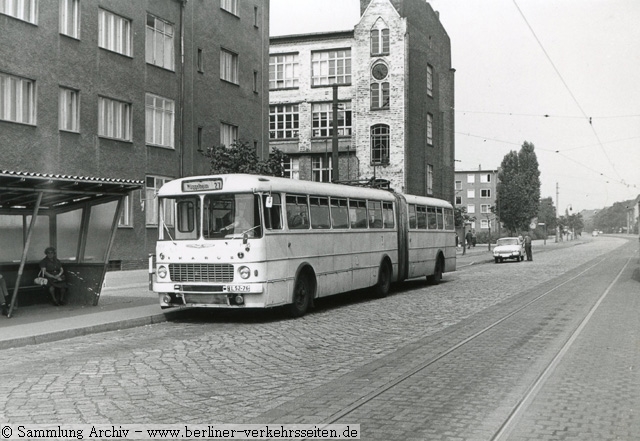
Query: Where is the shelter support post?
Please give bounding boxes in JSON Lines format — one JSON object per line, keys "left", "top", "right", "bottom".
{"left": 7, "top": 192, "right": 43, "bottom": 318}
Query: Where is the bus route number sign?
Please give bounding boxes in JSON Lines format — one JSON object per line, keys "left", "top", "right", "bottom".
{"left": 182, "top": 178, "right": 223, "bottom": 192}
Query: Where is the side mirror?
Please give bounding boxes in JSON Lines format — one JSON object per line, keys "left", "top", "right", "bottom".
{"left": 243, "top": 233, "right": 248, "bottom": 245}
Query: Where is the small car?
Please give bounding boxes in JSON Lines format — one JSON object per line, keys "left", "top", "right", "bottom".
{"left": 493, "top": 237, "right": 525, "bottom": 263}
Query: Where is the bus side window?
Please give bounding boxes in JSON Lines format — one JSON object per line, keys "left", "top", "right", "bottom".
{"left": 310, "top": 196, "right": 330, "bottom": 229}
{"left": 383, "top": 202, "right": 394, "bottom": 228}
{"left": 330, "top": 198, "right": 349, "bottom": 229}
{"left": 436, "top": 207, "right": 444, "bottom": 229}
{"left": 427, "top": 206, "right": 438, "bottom": 229}
{"left": 368, "top": 201, "right": 383, "bottom": 228}
{"left": 286, "top": 194, "right": 309, "bottom": 229}
{"left": 444, "top": 208, "right": 454, "bottom": 230}
{"left": 350, "top": 199, "right": 368, "bottom": 229}
{"left": 263, "top": 194, "right": 282, "bottom": 230}
{"left": 408, "top": 204, "right": 417, "bottom": 229}
{"left": 417, "top": 206, "right": 427, "bottom": 229}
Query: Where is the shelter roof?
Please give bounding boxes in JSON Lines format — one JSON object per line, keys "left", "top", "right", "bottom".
{"left": 0, "top": 170, "right": 143, "bottom": 211}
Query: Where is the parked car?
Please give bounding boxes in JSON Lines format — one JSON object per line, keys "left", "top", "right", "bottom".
{"left": 592, "top": 231, "right": 598, "bottom": 237}
{"left": 493, "top": 237, "right": 525, "bottom": 263}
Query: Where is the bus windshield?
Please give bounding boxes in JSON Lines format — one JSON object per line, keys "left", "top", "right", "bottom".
{"left": 159, "top": 194, "right": 262, "bottom": 241}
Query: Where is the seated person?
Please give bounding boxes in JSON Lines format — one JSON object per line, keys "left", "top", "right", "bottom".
{"left": 0, "top": 274, "right": 9, "bottom": 316}
{"left": 39, "top": 247, "right": 69, "bottom": 306}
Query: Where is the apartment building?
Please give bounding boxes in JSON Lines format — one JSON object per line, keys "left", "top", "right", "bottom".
{"left": 455, "top": 168, "right": 499, "bottom": 231}
{"left": 0, "top": 0, "right": 269, "bottom": 268}
{"left": 268, "top": 0, "right": 455, "bottom": 201}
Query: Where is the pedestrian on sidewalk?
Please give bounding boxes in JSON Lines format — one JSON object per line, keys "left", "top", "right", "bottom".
{"left": 465, "top": 230, "right": 473, "bottom": 249}
{"left": 524, "top": 233, "right": 533, "bottom": 261}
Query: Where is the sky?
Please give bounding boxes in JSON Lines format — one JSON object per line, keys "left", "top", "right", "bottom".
{"left": 270, "top": 0, "right": 640, "bottom": 212}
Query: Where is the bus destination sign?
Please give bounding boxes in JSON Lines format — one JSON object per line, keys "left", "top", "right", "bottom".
{"left": 182, "top": 178, "right": 223, "bottom": 192}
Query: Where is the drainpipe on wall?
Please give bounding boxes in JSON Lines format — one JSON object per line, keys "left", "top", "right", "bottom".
{"left": 178, "top": 0, "right": 186, "bottom": 177}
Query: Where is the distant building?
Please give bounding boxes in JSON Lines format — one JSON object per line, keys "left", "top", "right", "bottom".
{"left": 455, "top": 168, "right": 499, "bottom": 232}
{"left": 268, "top": 0, "right": 455, "bottom": 201}
{"left": 0, "top": 0, "right": 269, "bottom": 268}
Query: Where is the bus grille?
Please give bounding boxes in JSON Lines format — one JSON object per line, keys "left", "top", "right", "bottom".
{"left": 169, "top": 264, "right": 234, "bottom": 283}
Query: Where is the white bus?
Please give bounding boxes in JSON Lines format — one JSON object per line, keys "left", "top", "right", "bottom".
{"left": 149, "top": 174, "right": 456, "bottom": 317}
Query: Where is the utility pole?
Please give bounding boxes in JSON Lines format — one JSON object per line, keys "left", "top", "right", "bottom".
{"left": 555, "top": 182, "right": 559, "bottom": 243}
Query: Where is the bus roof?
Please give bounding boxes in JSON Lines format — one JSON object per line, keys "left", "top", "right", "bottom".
{"left": 158, "top": 174, "right": 453, "bottom": 209}
{"left": 158, "top": 174, "right": 398, "bottom": 201}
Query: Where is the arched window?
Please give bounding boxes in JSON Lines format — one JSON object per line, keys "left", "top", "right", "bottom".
{"left": 371, "top": 124, "right": 390, "bottom": 165}
{"left": 370, "top": 28, "right": 389, "bottom": 55}
{"left": 370, "top": 82, "right": 390, "bottom": 109}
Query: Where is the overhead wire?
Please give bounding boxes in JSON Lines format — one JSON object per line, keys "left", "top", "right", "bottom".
{"left": 511, "top": 0, "right": 624, "bottom": 181}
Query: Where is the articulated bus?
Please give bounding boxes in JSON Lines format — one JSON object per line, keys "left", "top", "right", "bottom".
{"left": 149, "top": 174, "right": 456, "bottom": 317}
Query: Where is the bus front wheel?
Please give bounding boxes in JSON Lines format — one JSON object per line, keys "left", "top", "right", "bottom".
{"left": 288, "top": 275, "right": 311, "bottom": 318}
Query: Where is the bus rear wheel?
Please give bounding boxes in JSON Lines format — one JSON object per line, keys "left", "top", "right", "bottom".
{"left": 373, "top": 261, "right": 392, "bottom": 298}
{"left": 427, "top": 259, "right": 443, "bottom": 285}
{"left": 288, "top": 274, "right": 311, "bottom": 318}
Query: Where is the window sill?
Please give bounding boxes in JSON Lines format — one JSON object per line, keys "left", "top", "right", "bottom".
{"left": 60, "top": 129, "right": 80, "bottom": 134}
{"left": 98, "top": 135, "right": 133, "bottom": 144}
{"left": 146, "top": 62, "right": 176, "bottom": 73}
{"left": 99, "top": 47, "right": 133, "bottom": 59}
{"left": 311, "top": 83, "right": 351, "bottom": 89}
{"left": 146, "top": 143, "right": 176, "bottom": 150}
{"left": 0, "top": 119, "right": 36, "bottom": 127}
{"left": 269, "top": 86, "right": 299, "bottom": 91}
{"left": 221, "top": 78, "right": 240, "bottom": 87}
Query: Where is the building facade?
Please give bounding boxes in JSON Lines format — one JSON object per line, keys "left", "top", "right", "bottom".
{"left": 455, "top": 168, "right": 499, "bottom": 232}
{"left": 268, "top": 0, "right": 455, "bottom": 201}
{"left": 0, "top": 0, "right": 269, "bottom": 268}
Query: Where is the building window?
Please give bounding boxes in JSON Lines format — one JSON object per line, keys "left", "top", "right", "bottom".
{"left": 197, "top": 126, "right": 203, "bottom": 149}
{"left": 197, "top": 48, "right": 204, "bottom": 72}
{"left": 427, "top": 164, "right": 434, "bottom": 195}
{"left": 253, "top": 70, "right": 259, "bottom": 93}
{"left": 467, "top": 189, "right": 475, "bottom": 198}
{"left": 254, "top": 6, "right": 258, "bottom": 27}
{"left": 481, "top": 219, "right": 490, "bottom": 229}
{"left": 59, "top": 87, "right": 79, "bottom": 132}
{"left": 455, "top": 196, "right": 462, "bottom": 205}
{"left": 1, "top": 0, "right": 37, "bottom": 23}
{"left": 0, "top": 73, "right": 35, "bottom": 125}
{"left": 371, "top": 82, "right": 389, "bottom": 109}
{"left": 427, "top": 113, "right": 433, "bottom": 145}
{"left": 269, "top": 104, "right": 299, "bottom": 139}
{"left": 371, "top": 124, "right": 390, "bottom": 165}
{"left": 370, "top": 28, "right": 389, "bottom": 55}
{"left": 481, "top": 189, "right": 491, "bottom": 198}
{"left": 118, "top": 192, "right": 134, "bottom": 227}
{"left": 312, "top": 102, "right": 352, "bottom": 137}
{"left": 220, "top": 48, "right": 239, "bottom": 84}
{"left": 480, "top": 173, "right": 492, "bottom": 183}
{"left": 269, "top": 53, "right": 299, "bottom": 89}
{"left": 467, "top": 174, "right": 475, "bottom": 183}
{"left": 145, "top": 93, "right": 174, "bottom": 148}
{"left": 146, "top": 176, "right": 172, "bottom": 227}
{"left": 220, "top": 0, "right": 237, "bottom": 15}
{"left": 455, "top": 180, "right": 462, "bottom": 190}
{"left": 427, "top": 64, "right": 433, "bottom": 97}
{"left": 467, "top": 204, "right": 475, "bottom": 214}
{"left": 220, "top": 122, "right": 238, "bottom": 147}
{"left": 59, "top": 0, "right": 79, "bottom": 38}
{"left": 98, "top": 96, "right": 131, "bottom": 141}
{"left": 283, "top": 157, "right": 300, "bottom": 180}
{"left": 98, "top": 9, "right": 132, "bottom": 56}
{"left": 312, "top": 156, "right": 332, "bottom": 183}
{"left": 311, "top": 49, "right": 351, "bottom": 86}
{"left": 481, "top": 204, "right": 491, "bottom": 213}
{"left": 146, "top": 14, "right": 174, "bottom": 70}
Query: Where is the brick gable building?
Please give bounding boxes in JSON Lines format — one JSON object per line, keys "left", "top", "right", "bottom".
{"left": 269, "top": 0, "right": 455, "bottom": 201}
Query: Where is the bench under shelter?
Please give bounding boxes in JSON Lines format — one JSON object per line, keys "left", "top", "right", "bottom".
{"left": 0, "top": 170, "right": 143, "bottom": 318}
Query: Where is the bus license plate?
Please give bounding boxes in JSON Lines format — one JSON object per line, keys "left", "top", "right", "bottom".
{"left": 228, "top": 285, "right": 250, "bottom": 293}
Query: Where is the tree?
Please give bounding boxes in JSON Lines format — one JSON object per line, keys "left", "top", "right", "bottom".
{"left": 536, "top": 196, "right": 557, "bottom": 235}
{"left": 496, "top": 141, "right": 541, "bottom": 234}
{"left": 200, "top": 141, "right": 287, "bottom": 177}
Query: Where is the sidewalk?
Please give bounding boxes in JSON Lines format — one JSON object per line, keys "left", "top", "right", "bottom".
{"left": 0, "top": 238, "right": 581, "bottom": 350}
{"left": 0, "top": 270, "right": 186, "bottom": 350}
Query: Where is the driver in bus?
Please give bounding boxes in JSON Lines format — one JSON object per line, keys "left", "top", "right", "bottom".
{"left": 221, "top": 206, "right": 253, "bottom": 235}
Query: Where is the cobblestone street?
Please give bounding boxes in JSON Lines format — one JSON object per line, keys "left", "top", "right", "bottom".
{"left": 0, "top": 236, "right": 636, "bottom": 440}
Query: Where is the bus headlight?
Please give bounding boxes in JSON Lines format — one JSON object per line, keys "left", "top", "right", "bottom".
{"left": 157, "top": 266, "right": 168, "bottom": 279}
{"left": 238, "top": 266, "right": 251, "bottom": 279}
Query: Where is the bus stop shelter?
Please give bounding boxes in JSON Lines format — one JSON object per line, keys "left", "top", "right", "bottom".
{"left": 0, "top": 170, "right": 143, "bottom": 318}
